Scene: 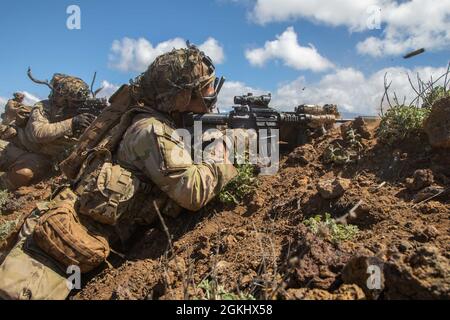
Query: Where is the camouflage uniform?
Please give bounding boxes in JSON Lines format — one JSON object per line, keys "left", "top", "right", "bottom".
{"left": 116, "top": 47, "right": 236, "bottom": 212}
{"left": 0, "top": 48, "right": 237, "bottom": 300}
{"left": 1, "top": 93, "right": 28, "bottom": 126}
{"left": 0, "top": 93, "right": 29, "bottom": 142}
{"left": 0, "top": 76, "right": 91, "bottom": 190}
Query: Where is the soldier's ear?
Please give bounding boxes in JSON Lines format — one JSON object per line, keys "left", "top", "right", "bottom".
{"left": 173, "top": 89, "right": 192, "bottom": 112}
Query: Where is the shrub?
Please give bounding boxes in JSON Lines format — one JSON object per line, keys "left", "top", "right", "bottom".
{"left": 376, "top": 105, "right": 431, "bottom": 145}
{"left": 304, "top": 213, "right": 359, "bottom": 243}
{"left": 422, "top": 86, "right": 449, "bottom": 108}
{"left": 197, "top": 279, "right": 255, "bottom": 300}
{"left": 219, "top": 164, "right": 258, "bottom": 205}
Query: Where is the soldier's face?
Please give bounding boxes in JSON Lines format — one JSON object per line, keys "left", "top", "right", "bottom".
{"left": 14, "top": 96, "right": 24, "bottom": 103}
{"left": 185, "top": 84, "right": 216, "bottom": 113}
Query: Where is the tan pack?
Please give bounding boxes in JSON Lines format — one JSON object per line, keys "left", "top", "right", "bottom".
{"left": 33, "top": 197, "right": 110, "bottom": 273}
{"left": 77, "top": 160, "right": 141, "bottom": 225}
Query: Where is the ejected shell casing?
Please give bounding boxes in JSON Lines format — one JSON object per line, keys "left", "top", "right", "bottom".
{"left": 403, "top": 48, "right": 425, "bottom": 59}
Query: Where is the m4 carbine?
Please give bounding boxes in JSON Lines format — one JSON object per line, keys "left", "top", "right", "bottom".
{"left": 77, "top": 97, "right": 108, "bottom": 117}
{"left": 182, "top": 93, "right": 352, "bottom": 146}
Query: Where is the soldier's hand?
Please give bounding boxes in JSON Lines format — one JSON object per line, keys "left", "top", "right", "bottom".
{"left": 72, "top": 113, "right": 96, "bottom": 136}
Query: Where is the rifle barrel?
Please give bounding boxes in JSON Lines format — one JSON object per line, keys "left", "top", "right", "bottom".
{"left": 336, "top": 119, "right": 354, "bottom": 123}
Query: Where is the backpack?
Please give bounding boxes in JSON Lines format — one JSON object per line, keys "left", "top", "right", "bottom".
{"left": 60, "top": 84, "right": 150, "bottom": 180}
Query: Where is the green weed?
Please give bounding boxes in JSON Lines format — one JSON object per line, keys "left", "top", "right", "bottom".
{"left": 219, "top": 164, "right": 258, "bottom": 205}
{"left": 304, "top": 213, "right": 359, "bottom": 243}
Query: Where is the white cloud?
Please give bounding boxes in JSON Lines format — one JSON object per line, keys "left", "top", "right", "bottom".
{"left": 198, "top": 38, "right": 225, "bottom": 65}
{"left": 275, "top": 66, "right": 447, "bottom": 114}
{"left": 245, "top": 27, "right": 334, "bottom": 72}
{"left": 249, "top": 0, "right": 450, "bottom": 57}
{"left": 251, "top": 0, "right": 378, "bottom": 30}
{"left": 0, "top": 97, "right": 7, "bottom": 111}
{"left": 356, "top": 0, "right": 450, "bottom": 56}
{"left": 109, "top": 37, "right": 225, "bottom": 72}
{"left": 96, "top": 80, "right": 120, "bottom": 99}
{"left": 0, "top": 92, "right": 41, "bottom": 112}
{"left": 21, "top": 91, "right": 41, "bottom": 105}
{"left": 217, "top": 81, "right": 269, "bottom": 112}
{"left": 217, "top": 65, "right": 447, "bottom": 115}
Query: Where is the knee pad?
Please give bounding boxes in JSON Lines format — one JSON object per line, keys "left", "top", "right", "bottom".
{"left": 6, "top": 167, "right": 34, "bottom": 190}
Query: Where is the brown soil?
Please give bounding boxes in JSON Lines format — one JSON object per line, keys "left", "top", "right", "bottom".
{"left": 1, "top": 122, "right": 449, "bottom": 300}
{"left": 0, "top": 175, "right": 66, "bottom": 256}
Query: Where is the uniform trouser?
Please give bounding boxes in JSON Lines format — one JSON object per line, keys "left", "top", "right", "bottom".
{"left": 0, "top": 140, "right": 52, "bottom": 190}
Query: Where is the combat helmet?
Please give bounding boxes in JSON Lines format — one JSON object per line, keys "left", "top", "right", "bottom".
{"left": 13, "top": 92, "right": 25, "bottom": 102}
{"left": 48, "top": 73, "right": 90, "bottom": 106}
{"left": 133, "top": 44, "right": 223, "bottom": 113}
{"left": 27, "top": 68, "right": 90, "bottom": 107}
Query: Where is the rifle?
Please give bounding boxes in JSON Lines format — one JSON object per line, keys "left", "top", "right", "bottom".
{"left": 53, "top": 97, "right": 108, "bottom": 123}
{"left": 77, "top": 97, "right": 108, "bottom": 117}
{"left": 182, "top": 93, "right": 354, "bottom": 146}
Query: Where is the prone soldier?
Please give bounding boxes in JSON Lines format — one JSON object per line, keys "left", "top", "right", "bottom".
{"left": 0, "top": 72, "right": 97, "bottom": 190}
{"left": 0, "top": 46, "right": 237, "bottom": 299}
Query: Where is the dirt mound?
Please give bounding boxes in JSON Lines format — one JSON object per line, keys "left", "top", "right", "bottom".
{"left": 1, "top": 120, "right": 449, "bottom": 300}
{"left": 424, "top": 96, "right": 450, "bottom": 148}
{"left": 72, "top": 122, "right": 449, "bottom": 300}
{"left": 0, "top": 176, "right": 65, "bottom": 255}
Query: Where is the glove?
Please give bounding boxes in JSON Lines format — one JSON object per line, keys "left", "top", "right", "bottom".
{"left": 72, "top": 113, "right": 96, "bottom": 136}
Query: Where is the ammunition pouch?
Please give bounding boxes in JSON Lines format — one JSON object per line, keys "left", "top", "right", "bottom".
{"left": 77, "top": 161, "right": 140, "bottom": 226}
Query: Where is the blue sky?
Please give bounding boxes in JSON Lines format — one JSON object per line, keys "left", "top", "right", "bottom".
{"left": 0, "top": 0, "right": 449, "bottom": 115}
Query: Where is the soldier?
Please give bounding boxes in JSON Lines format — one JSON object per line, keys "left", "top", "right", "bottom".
{"left": 1, "top": 92, "right": 30, "bottom": 126}
{"left": 0, "top": 93, "right": 31, "bottom": 142}
{"left": 0, "top": 73, "right": 96, "bottom": 190}
{"left": 0, "top": 47, "right": 238, "bottom": 299}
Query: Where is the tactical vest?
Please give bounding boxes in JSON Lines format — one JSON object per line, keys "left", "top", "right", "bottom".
{"left": 30, "top": 85, "right": 182, "bottom": 273}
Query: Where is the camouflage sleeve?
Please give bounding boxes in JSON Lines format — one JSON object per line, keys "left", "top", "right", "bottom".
{"left": 119, "top": 118, "right": 237, "bottom": 211}
{"left": 4, "top": 100, "right": 14, "bottom": 110}
{"left": 26, "top": 105, "right": 73, "bottom": 144}
{"left": 0, "top": 124, "right": 17, "bottom": 140}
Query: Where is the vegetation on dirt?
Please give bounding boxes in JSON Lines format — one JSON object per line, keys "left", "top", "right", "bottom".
{"left": 197, "top": 279, "right": 255, "bottom": 300}
{"left": 376, "top": 105, "right": 431, "bottom": 145}
{"left": 323, "top": 127, "right": 363, "bottom": 165}
{"left": 422, "top": 86, "right": 450, "bottom": 108}
{"left": 219, "top": 163, "right": 258, "bottom": 204}
{"left": 0, "top": 189, "right": 9, "bottom": 211}
{"left": 304, "top": 213, "right": 359, "bottom": 243}
{"left": 378, "top": 66, "right": 450, "bottom": 145}
{"left": 0, "top": 219, "right": 16, "bottom": 242}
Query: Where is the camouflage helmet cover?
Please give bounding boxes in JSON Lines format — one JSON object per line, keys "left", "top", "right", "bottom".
{"left": 13, "top": 92, "right": 25, "bottom": 101}
{"left": 133, "top": 46, "right": 216, "bottom": 113}
{"left": 49, "top": 74, "right": 90, "bottom": 103}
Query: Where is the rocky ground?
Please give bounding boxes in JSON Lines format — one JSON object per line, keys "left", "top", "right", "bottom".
{"left": 0, "top": 117, "right": 449, "bottom": 300}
